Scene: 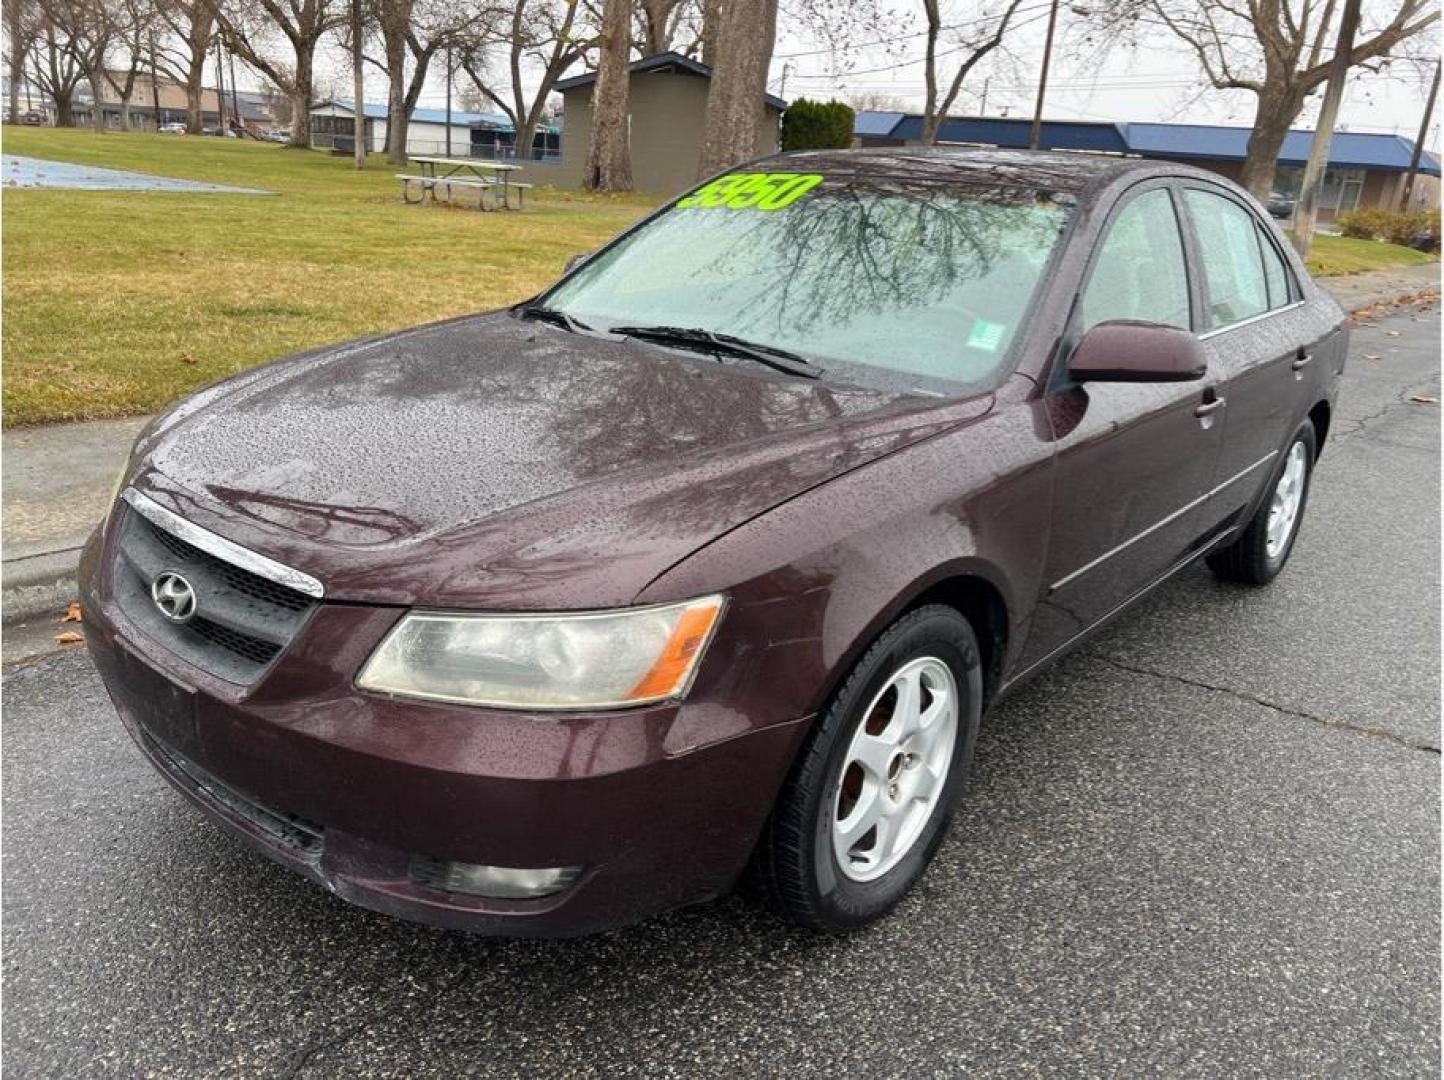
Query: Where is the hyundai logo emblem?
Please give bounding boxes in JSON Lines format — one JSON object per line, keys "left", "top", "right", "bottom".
{"left": 151, "top": 572, "right": 197, "bottom": 624}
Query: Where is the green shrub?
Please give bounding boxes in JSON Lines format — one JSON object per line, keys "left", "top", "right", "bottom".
{"left": 781, "top": 99, "right": 856, "bottom": 152}
{"left": 1334, "top": 206, "right": 1437, "bottom": 249}
{"left": 1335, "top": 207, "right": 1390, "bottom": 239}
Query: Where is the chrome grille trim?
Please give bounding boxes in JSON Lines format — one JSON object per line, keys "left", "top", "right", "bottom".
{"left": 121, "top": 489, "right": 325, "bottom": 599}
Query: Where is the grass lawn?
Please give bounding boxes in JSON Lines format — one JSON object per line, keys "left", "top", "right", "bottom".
{"left": 2, "top": 127, "right": 658, "bottom": 426}
{"left": 1304, "top": 233, "right": 1437, "bottom": 277}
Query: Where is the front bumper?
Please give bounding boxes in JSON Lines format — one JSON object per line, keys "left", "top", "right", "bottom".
{"left": 79, "top": 529, "right": 810, "bottom": 937}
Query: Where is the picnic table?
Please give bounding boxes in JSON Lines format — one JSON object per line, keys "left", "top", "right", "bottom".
{"left": 397, "top": 156, "right": 531, "bottom": 211}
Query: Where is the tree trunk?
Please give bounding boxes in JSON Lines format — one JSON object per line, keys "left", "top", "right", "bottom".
{"left": 6, "top": 0, "right": 22, "bottom": 125}
{"left": 119, "top": 96, "right": 132, "bottom": 130}
{"left": 585, "top": 0, "right": 632, "bottom": 191}
{"left": 88, "top": 71, "right": 105, "bottom": 131}
{"left": 385, "top": 25, "right": 408, "bottom": 164}
{"left": 700, "top": 0, "right": 722, "bottom": 68}
{"left": 55, "top": 86, "right": 74, "bottom": 126}
{"left": 696, "top": 0, "right": 776, "bottom": 177}
{"left": 184, "top": 52, "right": 205, "bottom": 132}
{"left": 1239, "top": 89, "right": 1301, "bottom": 199}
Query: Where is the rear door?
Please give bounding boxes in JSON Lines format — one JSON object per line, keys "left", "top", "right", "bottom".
{"left": 1179, "top": 185, "right": 1330, "bottom": 521}
{"left": 1023, "top": 181, "right": 1226, "bottom": 665}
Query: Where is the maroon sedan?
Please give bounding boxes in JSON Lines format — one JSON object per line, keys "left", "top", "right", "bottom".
{"left": 80, "top": 149, "right": 1345, "bottom": 936}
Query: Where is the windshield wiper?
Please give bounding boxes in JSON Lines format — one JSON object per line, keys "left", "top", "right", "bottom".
{"left": 516, "top": 304, "right": 596, "bottom": 335}
{"left": 608, "top": 325, "right": 822, "bottom": 380}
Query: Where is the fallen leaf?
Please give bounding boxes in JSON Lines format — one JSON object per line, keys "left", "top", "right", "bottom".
{"left": 1409, "top": 395, "right": 1438, "bottom": 405}
{"left": 1386, "top": 330, "right": 1401, "bottom": 337}
{"left": 61, "top": 601, "right": 82, "bottom": 623}
{"left": 181, "top": 354, "right": 197, "bottom": 365}
{"left": 1362, "top": 353, "right": 1382, "bottom": 360}
{"left": 53, "top": 630, "right": 84, "bottom": 645}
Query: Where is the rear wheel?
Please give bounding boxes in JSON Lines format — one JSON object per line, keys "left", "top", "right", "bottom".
{"left": 752, "top": 604, "right": 983, "bottom": 932}
{"left": 1207, "top": 419, "right": 1317, "bottom": 585}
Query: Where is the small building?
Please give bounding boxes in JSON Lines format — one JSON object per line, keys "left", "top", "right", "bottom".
{"left": 853, "top": 113, "right": 1441, "bottom": 217}
{"left": 550, "top": 52, "right": 786, "bottom": 196}
{"left": 310, "top": 101, "right": 497, "bottom": 157}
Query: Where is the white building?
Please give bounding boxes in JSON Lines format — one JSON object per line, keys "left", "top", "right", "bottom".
{"left": 309, "top": 100, "right": 513, "bottom": 157}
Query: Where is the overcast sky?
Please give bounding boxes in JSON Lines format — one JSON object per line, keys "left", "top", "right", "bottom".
{"left": 309, "top": 2, "right": 1440, "bottom": 150}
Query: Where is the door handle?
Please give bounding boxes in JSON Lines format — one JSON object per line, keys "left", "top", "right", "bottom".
{"left": 1194, "top": 397, "right": 1225, "bottom": 418}
{"left": 1292, "top": 351, "right": 1314, "bottom": 371}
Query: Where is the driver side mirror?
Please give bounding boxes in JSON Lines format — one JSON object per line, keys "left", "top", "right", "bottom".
{"left": 1069, "top": 320, "right": 1205, "bottom": 383}
{"left": 564, "top": 251, "right": 593, "bottom": 274}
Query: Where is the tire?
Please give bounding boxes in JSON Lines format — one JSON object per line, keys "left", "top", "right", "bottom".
{"left": 751, "top": 604, "right": 983, "bottom": 932}
{"left": 1206, "top": 419, "right": 1317, "bottom": 585}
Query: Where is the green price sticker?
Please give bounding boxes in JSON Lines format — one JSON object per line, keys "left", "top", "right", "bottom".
{"left": 677, "top": 172, "right": 824, "bottom": 211}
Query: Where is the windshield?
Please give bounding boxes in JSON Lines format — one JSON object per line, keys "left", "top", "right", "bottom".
{"left": 542, "top": 169, "right": 1072, "bottom": 391}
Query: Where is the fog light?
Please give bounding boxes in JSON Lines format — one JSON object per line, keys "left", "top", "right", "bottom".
{"left": 413, "top": 857, "right": 581, "bottom": 899}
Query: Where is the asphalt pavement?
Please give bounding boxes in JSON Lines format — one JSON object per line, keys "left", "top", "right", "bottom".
{"left": 3, "top": 304, "right": 1439, "bottom": 1077}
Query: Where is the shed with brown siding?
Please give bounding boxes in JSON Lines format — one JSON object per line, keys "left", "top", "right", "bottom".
{"left": 550, "top": 52, "right": 787, "bottom": 197}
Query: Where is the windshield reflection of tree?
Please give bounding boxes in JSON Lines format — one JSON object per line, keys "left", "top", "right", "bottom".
{"left": 690, "top": 184, "right": 1064, "bottom": 350}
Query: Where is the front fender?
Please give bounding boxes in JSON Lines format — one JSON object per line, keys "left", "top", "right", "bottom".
{"left": 639, "top": 398, "right": 1055, "bottom": 724}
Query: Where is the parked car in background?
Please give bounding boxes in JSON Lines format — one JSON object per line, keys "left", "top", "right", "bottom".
{"left": 1266, "top": 190, "right": 1296, "bottom": 219}
{"left": 19, "top": 109, "right": 45, "bottom": 126}
{"left": 263, "top": 128, "right": 290, "bottom": 143}
{"left": 81, "top": 148, "right": 1346, "bottom": 938}
{"left": 158, "top": 122, "right": 186, "bottom": 135}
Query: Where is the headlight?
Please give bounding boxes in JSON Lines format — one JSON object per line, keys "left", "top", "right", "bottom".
{"left": 356, "top": 595, "right": 726, "bottom": 710}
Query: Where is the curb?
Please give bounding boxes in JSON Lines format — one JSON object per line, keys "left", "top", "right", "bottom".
{"left": 3, "top": 544, "right": 85, "bottom": 626}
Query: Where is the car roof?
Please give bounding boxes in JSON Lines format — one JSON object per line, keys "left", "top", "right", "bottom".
{"left": 769, "top": 146, "right": 1204, "bottom": 198}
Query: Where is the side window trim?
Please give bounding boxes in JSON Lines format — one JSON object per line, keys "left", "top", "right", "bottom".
{"left": 1254, "top": 218, "right": 1300, "bottom": 307}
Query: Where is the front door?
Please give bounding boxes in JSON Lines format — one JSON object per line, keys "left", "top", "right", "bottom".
{"left": 1022, "top": 183, "right": 1225, "bottom": 666}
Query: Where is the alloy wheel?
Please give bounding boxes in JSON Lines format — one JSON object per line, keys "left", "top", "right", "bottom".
{"left": 832, "top": 656, "right": 958, "bottom": 882}
{"left": 1265, "top": 441, "right": 1309, "bottom": 559}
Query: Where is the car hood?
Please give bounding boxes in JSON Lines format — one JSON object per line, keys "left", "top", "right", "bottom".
{"left": 130, "top": 312, "right": 991, "bottom": 609}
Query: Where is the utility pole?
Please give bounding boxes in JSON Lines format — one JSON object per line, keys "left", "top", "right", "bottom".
{"left": 979, "top": 77, "right": 989, "bottom": 117}
{"left": 1401, "top": 59, "right": 1441, "bottom": 210}
{"left": 350, "top": 0, "right": 365, "bottom": 168}
{"left": 445, "top": 42, "right": 452, "bottom": 157}
{"left": 1292, "top": 0, "right": 1360, "bottom": 254}
{"left": 1029, "top": 0, "right": 1059, "bottom": 150}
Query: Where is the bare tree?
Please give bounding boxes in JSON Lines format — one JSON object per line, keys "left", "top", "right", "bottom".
{"left": 42, "top": 0, "right": 116, "bottom": 130}
{"left": 154, "top": 0, "right": 217, "bottom": 132}
{"left": 457, "top": 0, "right": 589, "bottom": 162}
{"left": 5, "top": 0, "right": 36, "bottom": 122}
{"left": 696, "top": 0, "right": 776, "bottom": 176}
{"left": 1103, "top": 0, "right": 1438, "bottom": 197}
{"left": 848, "top": 90, "right": 909, "bottom": 113}
{"left": 584, "top": 0, "right": 630, "bottom": 188}
{"left": 920, "top": 0, "right": 1027, "bottom": 143}
{"left": 362, "top": 0, "right": 495, "bottom": 164}
{"left": 102, "top": 0, "right": 156, "bottom": 128}
{"left": 635, "top": 0, "right": 700, "bottom": 54}
{"left": 219, "top": 0, "right": 342, "bottom": 146}
{"left": 30, "top": 3, "right": 84, "bottom": 123}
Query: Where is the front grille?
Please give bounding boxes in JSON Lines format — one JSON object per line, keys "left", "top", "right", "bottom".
{"left": 113, "top": 507, "right": 317, "bottom": 683}
{"left": 143, "top": 732, "right": 323, "bottom": 857}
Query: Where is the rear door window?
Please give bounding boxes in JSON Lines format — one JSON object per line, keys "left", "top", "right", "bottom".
{"left": 1257, "top": 225, "right": 1295, "bottom": 308}
{"left": 1184, "top": 189, "right": 1270, "bottom": 327}
{"left": 1081, "top": 187, "right": 1191, "bottom": 331}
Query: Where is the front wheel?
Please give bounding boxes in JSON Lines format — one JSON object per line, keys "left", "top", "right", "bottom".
{"left": 751, "top": 604, "right": 983, "bottom": 932}
{"left": 1207, "top": 419, "right": 1317, "bottom": 585}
